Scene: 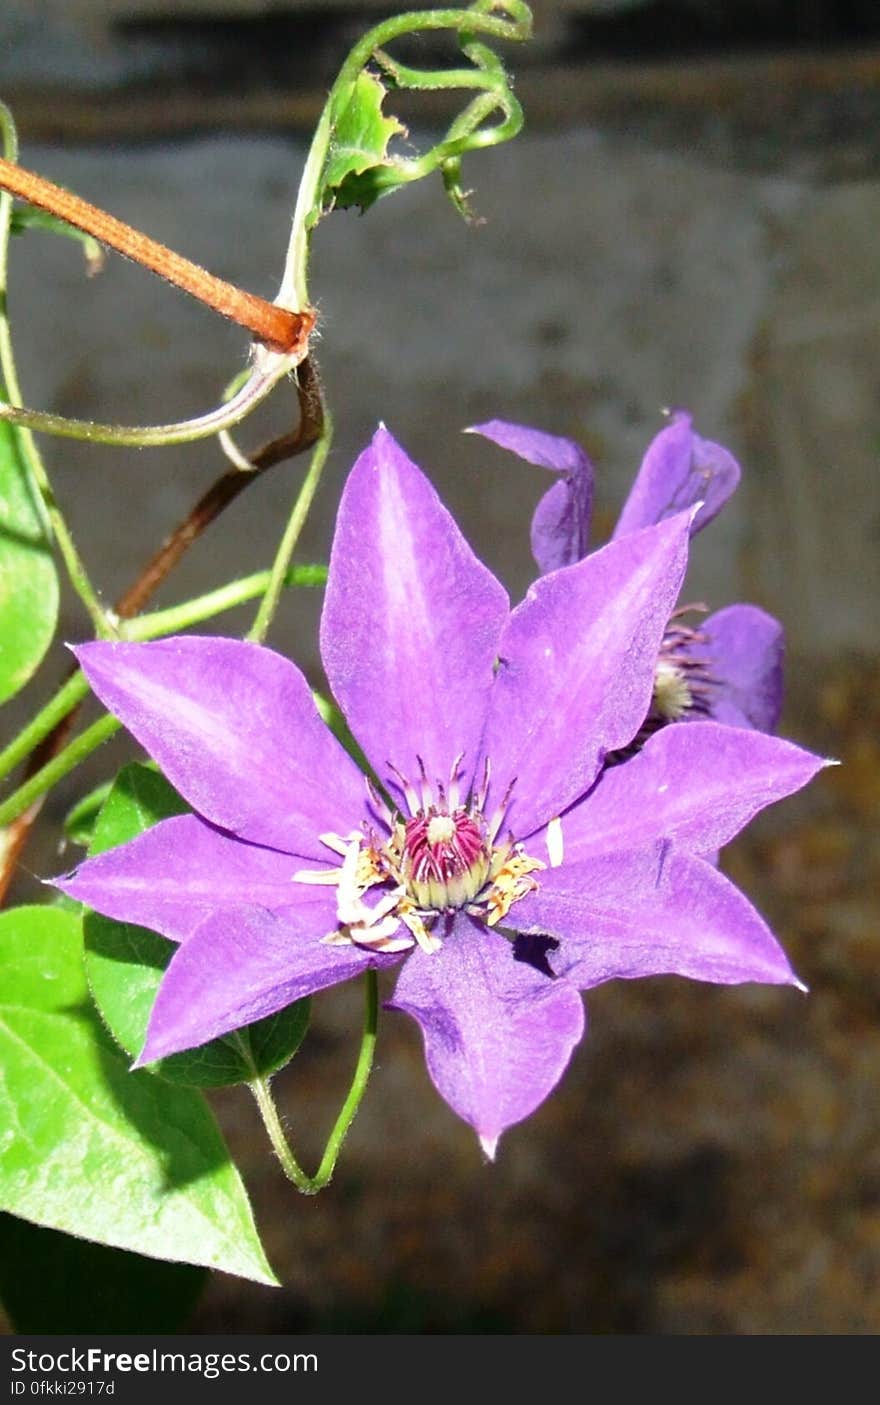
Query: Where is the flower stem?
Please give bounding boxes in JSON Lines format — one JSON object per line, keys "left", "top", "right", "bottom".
{"left": 248, "top": 970, "right": 379, "bottom": 1195}
{"left": 0, "top": 102, "right": 112, "bottom": 637}
{"left": 248, "top": 1074, "right": 314, "bottom": 1194}
{"left": 247, "top": 412, "right": 334, "bottom": 644}
{"left": 312, "top": 968, "right": 379, "bottom": 1188}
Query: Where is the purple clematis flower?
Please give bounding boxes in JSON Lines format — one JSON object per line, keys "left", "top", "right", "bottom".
{"left": 469, "top": 411, "right": 784, "bottom": 738}
{"left": 56, "top": 426, "right": 826, "bottom": 1155}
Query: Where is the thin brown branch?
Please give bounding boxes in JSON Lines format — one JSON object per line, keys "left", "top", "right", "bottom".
{"left": 115, "top": 358, "right": 323, "bottom": 618}
{"left": 0, "top": 154, "right": 316, "bottom": 354}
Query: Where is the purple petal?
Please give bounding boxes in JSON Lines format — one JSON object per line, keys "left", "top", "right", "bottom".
{"left": 613, "top": 411, "right": 740, "bottom": 539}
{"left": 511, "top": 847, "right": 800, "bottom": 989}
{"left": 480, "top": 510, "right": 692, "bottom": 839}
{"left": 139, "top": 905, "right": 401, "bottom": 1065}
{"left": 320, "top": 426, "right": 509, "bottom": 802}
{"left": 695, "top": 604, "right": 785, "bottom": 732}
{"left": 55, "top": 813, "right": 333, "bottom": 943}
{"left": 387, "top": 914, "right": 584, "bottom": 1155}
{"left": 467, "top": 419, "right": 593, "bottom": 573}
{"left": 545, "top": 721, "right": 828, "bottom": 863}
{"left": 73, "top": 637, "right": 366, "bottom": 861}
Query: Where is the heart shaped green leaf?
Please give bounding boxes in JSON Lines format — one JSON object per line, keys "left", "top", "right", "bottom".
{"left": 0, "top": 905, "right": 277, "bottom": 1284}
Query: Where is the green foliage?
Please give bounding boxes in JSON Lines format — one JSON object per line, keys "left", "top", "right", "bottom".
{"left": 323, "top": 71, "right": 407, "bottom": 214}
{"left": 0, "top": 905, "right": 277, "bottom": 1284}
{"left": 0, "top": 409, "right": 58, "bottom": 704}
{"left": 63, "top": 778, "right": 114, "bottom": 848}
{"left": 10, "top": 207, "right": 103, "bottom": 271}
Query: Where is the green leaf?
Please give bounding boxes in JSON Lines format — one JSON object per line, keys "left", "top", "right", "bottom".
{"left": 11, "top": 207, "right": 104, "bottom": 273}
{"left": 321, "top": 71, "right": 407, "bottom": 216}
{"left": 63, "top": 778, "right": 114, "bottom": 848}
{"left": 0, "top": 905, "right": 277, "bottom": 1284}
{"left": 0, "top": 1213, "right": 206, "bottom": 1333}
{"left": 84, "top": 763, "right": 310, "bottom": 1087}
{"left": 0, "top": 405, "right": 59, "bottom": 703}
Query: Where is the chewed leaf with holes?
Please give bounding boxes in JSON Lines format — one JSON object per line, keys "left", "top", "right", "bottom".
{"left": 320, "top": 71, "right": 407, "bottom": 216}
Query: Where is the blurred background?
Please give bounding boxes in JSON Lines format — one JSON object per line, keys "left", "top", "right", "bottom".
{"left": 1, "top": 0, "right": 878, "bottom": 1333}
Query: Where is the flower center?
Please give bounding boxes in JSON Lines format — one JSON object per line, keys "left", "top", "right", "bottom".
{"left": 651, "top": 606, "right": 717, "bottom": 723}
{"left": 402, "top": 807, "right": 492, "bottom": 911}
{"left": 293, "top": 755, "right": 544, "bottom": 956}
{"left": 652, "top": 658, "right": 693, "bottom": 722}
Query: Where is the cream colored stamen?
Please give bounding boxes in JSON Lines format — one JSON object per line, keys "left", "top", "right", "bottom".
{"left": 426, "top": 813, "right": 456, "bottom": 844}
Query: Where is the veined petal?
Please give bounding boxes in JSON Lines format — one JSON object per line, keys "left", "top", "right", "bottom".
{"left": 73, "top": 637, "right": 366, "bottom": 860}
{"left": 546, "top": 721, "right": 828, "bottom": 862}
{"left": 480, "top": 510, "right": 692, "bottom": 839}
{"left": 466, "top": 419, "right": 593, "bottom": 574}
{"left": 320, "top": 426, "right": 509, "bottom": 801}
{"left": 387, "top": 914, "right": 585, "bottom": 1155}
{"left": 613, "top": 411, "right": 740, "bottom": 539}
{"left": 511, "top": 847, "right": 800, "bottom": 989}
{"left": 55, "top": 813, "right": 332, "bottom": 943}
{"left": 138, "top": 905, "right": 401, "bottom": 1065}
{"left": 695, "top": 604, "right": 784, "bottom": 732}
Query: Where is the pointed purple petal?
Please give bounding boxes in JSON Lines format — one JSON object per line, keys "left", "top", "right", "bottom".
{"left": 55, "top": 813, "right": 332, "bottom": 943}
{"left": 546, "top": 721, "right": 828, "bottom": 862}
{"left": 467, "top": 419, "right": 593, "bottom": 574}
{"left": 139, "top": 905, "right": 401, "bottom": 1064}
{"left": 480, "top": 510, "right": 692, "bottom": 839}
{"left": 511, "top": 847, "right": 800, "bottom": 989}
{"left": 696, "top": 604, "right": 785, "bottom": 732}
{"left": 613, "top": 411, "right": 741, "bottom": 539}
{"left": 320, "top": 426, "right": 509, "bottom": 801}
{"left": 387, "top": 914, "right": 584, "bottom": 1152}
{"left": 73, "top": 637, "right": 366, "bottom": 860}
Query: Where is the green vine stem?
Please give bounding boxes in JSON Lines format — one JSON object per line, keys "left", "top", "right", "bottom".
{"left": 0, "top": 102, "right": 112, "bottom": 636}
{"left": 0, "top": 4, "right": 527, "bottom": 451}
{"left": 248, "top": 414, "right": 334, "bottom": 644}
{"left": 249, "top": 969, "right": 379, "bottom": 1194}
{"left": 0, "top": 673, "right": 90, "bottom": 785}
{"left": 0, "top": 353, "right": 292, "bottom": 448}
{"left": 278, "top": 1, "right": 532, "bottom": 310}
{"left": 124, "top": 562, "right": 327, "bottom": 642}
{"left": 0, "top": 563, "right": 327, "bottom": 794}
{"left": 0, "top": 714, "right": 121, "bottom": 830}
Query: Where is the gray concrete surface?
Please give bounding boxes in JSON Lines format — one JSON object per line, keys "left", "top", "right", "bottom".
{"left": 5, "top": 123, "right": 874, "bottom": 671}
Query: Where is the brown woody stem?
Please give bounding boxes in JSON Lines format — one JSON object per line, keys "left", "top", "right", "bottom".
{"left": 0, "top": 155, "right": 315, "bottom": 353}
{"left": 115, "top": 358, "right": 323, "bottom": 618}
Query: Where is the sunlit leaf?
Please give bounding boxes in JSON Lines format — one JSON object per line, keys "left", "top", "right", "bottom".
{"left": 0, "top": 406, "right": 58, "bottom": 703}
{"left": 321, "top": 71, "right": 408, "bottom": 216}
{"left": 0, "top": 905, "right": 277, "bottom": 1284}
